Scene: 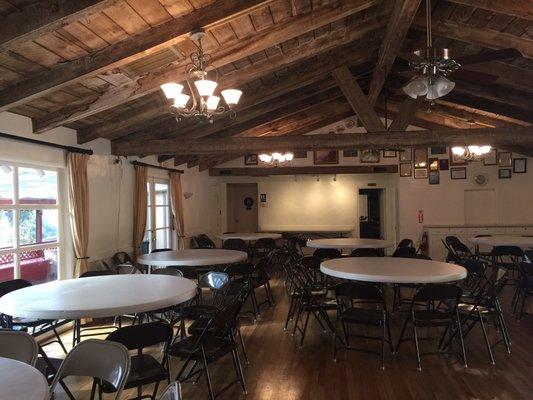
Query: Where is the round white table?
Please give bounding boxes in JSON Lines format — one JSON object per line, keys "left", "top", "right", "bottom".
{"left": 320, "top": 257, "right": 467, "bottom": 284}
{"left": 0, "top": 275, "right": 197, "bottom": 320}
{"left": 0, "top": 357, "right": 49, "bottom": 400}
{"left": 307, "top": 238, "right": 395, "bottom": 249}
{"left": 137, "top": 249, "right": 247, "bottom": 267}
{"left": 217, "top": 232, "right": 282, "bottom": 241}
{"left": 468, "top": 235, "right": 533, "bottom": 249}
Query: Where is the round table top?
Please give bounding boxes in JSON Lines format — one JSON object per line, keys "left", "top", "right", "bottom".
{"left": 468, "top": 235, "right": 533, "bottom": 248}
{"left": 320, "top": 257, "right": 467, "bottom": 284}
{"left": 0, "top": 275, "right": 197, "bottom": 320}
{"left": 217, "top": 232, "right": 282, "bottom": 241}
{"left": 0, "top": 357, "right": 49, "bottom": 400}
{"left": 137, "top": 249, "right": 248, "bottom": 267}
{"left": 307, "top": 238, "right": 395, "bottom": 249}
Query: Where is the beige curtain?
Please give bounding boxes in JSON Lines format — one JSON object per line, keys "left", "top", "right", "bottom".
{"left": 67, "top": 153, "right": 90, "bottom": 277}
{"left": 169, "top": 172, "right": 185, "bottom": 250}
{"left": 133, "top": 165, "right": 148, "bottom": 261}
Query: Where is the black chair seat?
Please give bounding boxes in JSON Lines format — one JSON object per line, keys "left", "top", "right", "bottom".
{"left": 340, "top": 308, "right": 384, "bottom": 326}
{"left": 101, "top": 354, "right": 167, "bottom": 392}
{"left": 168, "top": 333, "right": 235, "bottom": 361}
{"left": 413, "top": 309, "right": 454, "bottom": 326}
{"left": 181, "top": 304, "right": 218, "bottom": 320}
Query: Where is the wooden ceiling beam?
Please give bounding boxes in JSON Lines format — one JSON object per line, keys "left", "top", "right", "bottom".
{"left": 332, "top": 66, "right": 385, "bottom": 131}
{"left": 0, "top": 0, "right": 119, "bottom": 52}
{"left": 461, "top": 62, "right": 533, "bottom": 94}
{"left": 387, "top": 97, "right": 422, "bottom": 131}
{"left": 35, "top": 0, "right": 384, "bottom": 134}
{"left": 111, "top": 126, "right": 533, "bottom": 156}
{"left": 0, "top": 0, "right": 273, "bottom": 112}
{"left": 413, "top": 17, "right": 533, "bottom": 59}
{"left": 209, "top": 165, "right": 398, "bottom": 176}
{"left": 444, "top": 0, "right": 533, "bottom": 21}
{"left": 367, "top": 0, "right": 421, "bottom": 104}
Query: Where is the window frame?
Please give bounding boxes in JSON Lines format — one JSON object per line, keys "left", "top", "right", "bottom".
{"left": 0, "top": 161, "right": 64, "bottom": 281}
{"left": 145, "top": 177, "right": 172, "bottom": 251}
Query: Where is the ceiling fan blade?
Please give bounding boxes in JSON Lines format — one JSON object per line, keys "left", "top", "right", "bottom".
{"left": 450, "top": 69, "right": 499, "bottom": 85}
{"left": 455, "top": 48, "right": 522, "bottom": 66}
{"left": 398, "top": 51, "right": 425, "bottom": 64}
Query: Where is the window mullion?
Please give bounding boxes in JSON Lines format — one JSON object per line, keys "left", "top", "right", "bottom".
{"left": 13, "top": 166, "right": 20, "bottom": 279}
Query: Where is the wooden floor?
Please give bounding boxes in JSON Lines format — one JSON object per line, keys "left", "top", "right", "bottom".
{"left": 47, "top": 278, "right": 533, "bottom": 400}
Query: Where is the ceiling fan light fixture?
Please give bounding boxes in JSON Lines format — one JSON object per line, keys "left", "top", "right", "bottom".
{"left": 402, "top": 75, "right": 428, "bottom": 99}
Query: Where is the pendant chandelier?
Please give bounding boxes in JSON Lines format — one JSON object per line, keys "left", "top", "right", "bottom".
{"left": 160, "top": 30, "right": 242, "bottom": 123}
{"left": 402, "top": 0, "right": 460, "bottom": 101}
{"left": 259, "top": 152, "right": 294, "bottom": 165}
{"left": 451, "top": 145, "right": 492, "bottom": 161}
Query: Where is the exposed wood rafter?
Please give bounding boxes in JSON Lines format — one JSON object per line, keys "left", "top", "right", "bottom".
{"left": 209, "top": 165, "right": 398, "bottom": 176}
{"left": 445, "top": 0, "right": 533, "bottom": 21}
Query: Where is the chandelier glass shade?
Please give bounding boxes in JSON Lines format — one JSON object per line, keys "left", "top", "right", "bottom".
{"left": 160, "top": 31, "right": 242, "bottom": 123}
{"left": 259, "top": 152, "right": 294, "bottom": 165}
{"left": 451, "top": 145, "right": 492, "bottom": 161}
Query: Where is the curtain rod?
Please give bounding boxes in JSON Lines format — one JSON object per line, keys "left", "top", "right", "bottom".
{"left": 0, "top": 132, "right": 93, "bottom": 155}
{"left": 130, "top": 160, "right": 184, "bottom": 174}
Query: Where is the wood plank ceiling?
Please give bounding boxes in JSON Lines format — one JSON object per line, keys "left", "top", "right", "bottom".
{"left": 0, "top": 0, "right": 531, "bottom": 170}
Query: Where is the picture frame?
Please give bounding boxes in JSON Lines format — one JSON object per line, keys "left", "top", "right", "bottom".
{"left": 450, "top": 167, "right": 467, "bottom": 180}
{"left": 399, "top": 148, "right": 412, "bottom": 162}
{"left": 483, "top": 148, "right": 497, "bottom": 166}
{"left": 430, "top": 146, "right": 447, "bottom": 155}
{"left": 498, "top": 168, "right": 512, "bottom": 179}
{"left": 399, "top": 163, "right": 412, "bottom": 177}
{"left": 429, "top": 170, "right": 440, "bottom": 185}
{"left": 313, "top": 150, "right": 338, "bottom": 165}
{"left": 244, "top": 154, "right": 258, "bottom": 165}
{"left": 498, "top": 151, "right": 512, "bottom": 167}
{"left": 414, "top": 168, "right": 428, "bottom": 179}
{"left": 513, "top": 158, "right": 527, "bottom": 173}
{"left": 342, "top": 149, "right": 358, "bottom": 158}
{"left": 414, "top": 148, "right": 428, "bottom": 168}
{"left": 429, "top": 157, "right": 439, "bottom": 171}
{"left": 450, "top": 153, "right": 468, "bottom": 166}
{"left": 359, "top": 149, "right": 380, "bottom": 163}
{"left": 383, "top": 150, "right": 397, "bottom": 158}
{"left": 439, "top": 159, "right": 449, "bottom": 171}
{"left": 293, "top": 150, "right": 307, "bottom": 159}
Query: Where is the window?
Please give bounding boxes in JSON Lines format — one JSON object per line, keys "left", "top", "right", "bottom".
{"left": 144, "top": 178, "right": 172, "bottom": 252}
{"left": 0, "top": 163, "right": 62, "bottom": 284}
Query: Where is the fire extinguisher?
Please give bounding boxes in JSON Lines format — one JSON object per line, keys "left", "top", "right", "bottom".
{"left": 418, "top": 209, "right": 424, "bottom": 224}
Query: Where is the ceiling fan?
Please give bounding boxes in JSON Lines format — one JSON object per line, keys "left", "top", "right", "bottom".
{"left": 399, "top": 0, "right": 522, "bottom": 101}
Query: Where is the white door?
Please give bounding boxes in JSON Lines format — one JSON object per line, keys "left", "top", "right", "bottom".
{"left": 227, "top": 184, "right": 258, "bottom": 232}
{"left": 464, "top": 189, "right": 496, "bottom": 225}
{"left": 145, "top": 179, "right": 172, "bottom": 251}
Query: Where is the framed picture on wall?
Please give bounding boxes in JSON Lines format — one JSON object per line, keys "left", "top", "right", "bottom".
{"left": 360, "top": 149, "right": 380, "bottom": 163}
{"left": 343, "top": 149, "right": 358, "bottom": 158}
{"left": 399, "top": 148, "right": 412, "bottom": 162}
{"left": 429, "top": 170, "right": 440, "bottom": 185}
{"left": 244, "top": 154, "right": 258, "bottom": 165}
{"left": 513, "top": 158, "right": 527, "bottom": 173}
{"left": 414, "top": 148, "right": 428, "bottom": 168}
{"left": 414, "top": 168, "right": 428, "bottom": 179}
{"left": 383, "top": 150, "right": 397, "bottom": 158}
{"left": 498, "top": 151, "right": 512, "bottom": 167}
{"left": 483, "top": 148, "right": 497, "bottom": 166}
{"left": 450, "top": 167, "right": 467, "bottom": 180}
{"left": 399, "top": 163, "right": 412, "bottom": 177}
{"left": 429, "top": 157, "right": 439, "bottom": 171}
{"left": 430, "top": 146, "right": 447, "bottom": 155}
{"left": 313, "top": 150, "right": 338, "bottom": 165}
{"left": 499, "top": 168, "right": 511, "bottom": 179}
{"left": 439, "top": 159, "right": 449, "bottom": 170}
{"left": 293, "top": 150, "right": 307, "bottom": 159}
{"left": 450, "top": 153, "right": 468, "bottom": 166}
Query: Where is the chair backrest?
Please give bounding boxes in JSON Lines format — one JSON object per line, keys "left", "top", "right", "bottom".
{"left": 80, "top": 270, "right": 116, "bottom": 278}
{"left": 0, "top": 279, "right": 32, "bottom": 298}
{"left": 0, "top": 330, "right": 38, "bottom": 366}
{"left": 151, "top": 248, "right": 173, "bottom": 253}
{"left": 200, "top": 271, "right": 230, "bottom": 291}
{"left": 301, "top": 255, "right": 321, "bottom": 271}
{"left": 491, "top": 245, "right": 524, "bottom": 258}
{"left": 112, "top": 252, "right": 133, "bottom": 265}
{"left": 254, "top": 238, "right": 276, "bottom": 248}
{"left": 413, "top": 284, "right": 462, "bottom": 303}
{"left": 350, "top": 248, "right": 381, "bottom": 257}
{"left": 224, "top": 262, "right": 254, "bottom": 278}
{"left": 211, "top": 302, "right": 243, "bottom": 334}
{"left": 152, "top": 267, "right": 184, "bottom": 277}
{"left": 392, "top": 246, "right": 417, "bottom": 258}
{"left": 525, "top": 250, "right": 533, "bottom": 263}
{"left": 106, "top": 321, "right": 173, "bottom": 350}
{"left": 335, "top": 282, "right": 384, "bottom": 303}
{"left": 50, "top": 339, "right": 130, "bottom": 400}
{"left": 446, "top": 236, "right": 471, "bottom": 255}
{"left": 222, "top": 239, "right": 248, "bottom": 252}
{"left": 397, "top": 238, "right": 414, "bottom": 248}
{"left": 159, "top": 382, "right": 182, "bottom": 400}
{"left": 313, "top": 248, "right": 342, "bottom": 260}
{"left": 196, "top": 234, "right": 216, "bottom": 249}
{"left": 172, "top": 265, "right": 198, "bottom": 280}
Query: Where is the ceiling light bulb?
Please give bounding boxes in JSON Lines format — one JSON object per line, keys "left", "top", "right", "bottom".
{"left": 194, "top": 79, "right": 217, "bottom": 97}
{"left": 427, "top": 75, "right": 455, "bottom": 100}
{"left": 206, "top": 95, "right": 220, "bottom": 110}
{"left": 160, "top": 83, "right": 184, "bottom": 99}
{"left": 468, "top": 145, "right": 481, "bottom": 155}
{"left": 284, "top": 152, "right": 294, "bottom": 161}
{"left": 221, "top": 89, "right": 242, "bottom": 105}
{"left": 452, "top": 146, "right": 466, "bottom": 156}
{"left": 479, "top": 145, "right": 492, "bottom": 154}
{"left": 173, "top": 93, "right": 190, "bottom": 108}
{"left": 272, "top": 152, "right": 282, "bottom": 161}
{"left": 259, "top": 154, "right": 272, "bottom": 163}
{"left": 402, "top": 75, "right": 428, "bottom": 99}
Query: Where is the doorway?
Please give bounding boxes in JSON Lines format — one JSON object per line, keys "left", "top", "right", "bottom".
{"left": 358, "top": 188, "right": 384, "bottom": 239}
{"left": 226, "top": 183, "right": 258, "bottom": 233}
